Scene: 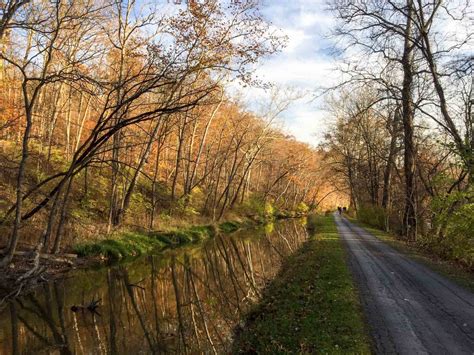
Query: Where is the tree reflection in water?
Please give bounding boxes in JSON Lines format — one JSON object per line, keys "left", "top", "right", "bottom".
{"left": 0, "top": 220, "right": 308, "bottom": 354}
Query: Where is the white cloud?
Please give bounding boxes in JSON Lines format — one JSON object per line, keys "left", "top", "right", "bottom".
{"left": 282, "top": 29, "right": 311, "bottom": 54}
{"left": 282, "top": 106, "right": 328, "bottom": 146}
{"left": 229, "top": 0, "right": 341, "bottom": 145}
{"left": 255, "top": 58, "right": 338, "bottom": 89}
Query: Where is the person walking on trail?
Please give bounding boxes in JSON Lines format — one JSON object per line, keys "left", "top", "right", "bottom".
{"left": 337, "top": 206, "right": 342, "bottom": 215}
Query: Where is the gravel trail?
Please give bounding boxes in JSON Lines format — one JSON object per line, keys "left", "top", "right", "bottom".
{"left": 336, "top": 215, "right": 474, "bottom": 354}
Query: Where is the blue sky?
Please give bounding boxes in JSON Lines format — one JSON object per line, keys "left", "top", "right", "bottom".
{"left": 238, "top": 0, "right": 340, "bottom": 145}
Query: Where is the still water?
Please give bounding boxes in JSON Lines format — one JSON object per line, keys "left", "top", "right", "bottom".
{"left": 0, "top": 220, "right": 308, "bottom": 354}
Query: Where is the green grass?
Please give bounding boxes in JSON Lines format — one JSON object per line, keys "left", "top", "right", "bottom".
{"left": 349, "top": 217, "right": 474, "bottom": 293}
{"left": 73, "top": 221, "right": 246, "bottom": 261}
{"left": 73, "top": 232, "right": 167, "bottom": 260}
{"left": 233, "top": 215, "right": 371, "bottom": 354}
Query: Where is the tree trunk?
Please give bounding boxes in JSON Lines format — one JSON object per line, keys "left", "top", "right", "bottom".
{"left": 171, "top": 115, "right": 187, "bottom": 200}
{"left": 52, "top": 175, "right": 74, "bottom": 253}
{"left": 117, "top": 119, "right": 163, "bottom": 225}
{"left": 382, "top": 108, "right": 400, "bottom": 213}
{"left": 0, "top": 82, "right": 33, "bottom": 267}
{"left": 401, "top": 0, "right": 417, "bottom": 241}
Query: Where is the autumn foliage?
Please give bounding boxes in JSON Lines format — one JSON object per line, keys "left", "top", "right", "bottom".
{"left": 0, "top": 0, "right": 334, "bottom": 263}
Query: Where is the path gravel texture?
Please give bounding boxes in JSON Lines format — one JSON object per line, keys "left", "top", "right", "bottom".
{"left": 335, "top": 215, "right": 474, "bottom": 354}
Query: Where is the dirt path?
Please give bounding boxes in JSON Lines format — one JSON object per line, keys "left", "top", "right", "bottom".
{"left": 336, "top": 215, "right": 474, "bottom": 354}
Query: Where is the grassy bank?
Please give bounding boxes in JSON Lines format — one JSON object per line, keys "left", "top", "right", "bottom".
{"left": 72, "top": 207, "right": 310, "bottom": 262}
{"left": 349, "top": 217, "right": 474, "bottom": 292}
{"left": 74, "top": 221, "right": 241, "bottom": 261}
{"left": 233, "top": 215, "right": 371, "bottom": 354}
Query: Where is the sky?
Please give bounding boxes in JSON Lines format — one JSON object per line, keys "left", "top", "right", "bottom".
{"left": 235, "top": 0, "right": 341, "bottom": 146}
{"left": 242, "top": 0, "right": 474, "bottom": 146}
{"left": 155, "top": 0, "right": 341, "bottom": 146}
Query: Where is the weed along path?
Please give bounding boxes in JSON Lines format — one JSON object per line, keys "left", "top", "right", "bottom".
{"left": 336, "top": 214, "right": 474, "bottom": 354}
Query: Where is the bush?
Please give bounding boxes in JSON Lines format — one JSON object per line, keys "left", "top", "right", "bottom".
{"left": 357, "top": 204, "right": 388, "bottom": 231}
{"left": 444, "top": 203, "right": 474, "bottom": 267}
{"left": 425, "top": 198, "right": 474, "bottom": 268}
{"left": 240, "top": 195, "right": 275, "bottom": 221}
{"left": 174, "top": 187, "right": 206, "bottom": 216}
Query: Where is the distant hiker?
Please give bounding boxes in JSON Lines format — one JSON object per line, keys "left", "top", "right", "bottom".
{"left": 343, "top": 207, "right": 347, "bottom": 213}
{"left": 337, "top": 206, "right": 342, "bottom": 215}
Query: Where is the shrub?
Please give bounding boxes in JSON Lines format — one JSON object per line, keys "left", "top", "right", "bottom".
{"left": 240, "top": 195, "right": 275, "bottom": 221}
{"left": 443, "top": 203, "right": 474, "bottom": 267}
{"left": 357, "top": 204, "right": 387, "bottom": 231}
{"left": 426, "top": 196, "right": 474, "bottom": 268}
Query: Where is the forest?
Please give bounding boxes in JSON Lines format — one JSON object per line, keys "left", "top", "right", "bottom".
{"left": 0, "top": 0, "right": 336, "bottom": 272}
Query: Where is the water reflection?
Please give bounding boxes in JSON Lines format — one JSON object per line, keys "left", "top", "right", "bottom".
{"left": 0, "top": 220, "right": 308, "bottom": 354}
